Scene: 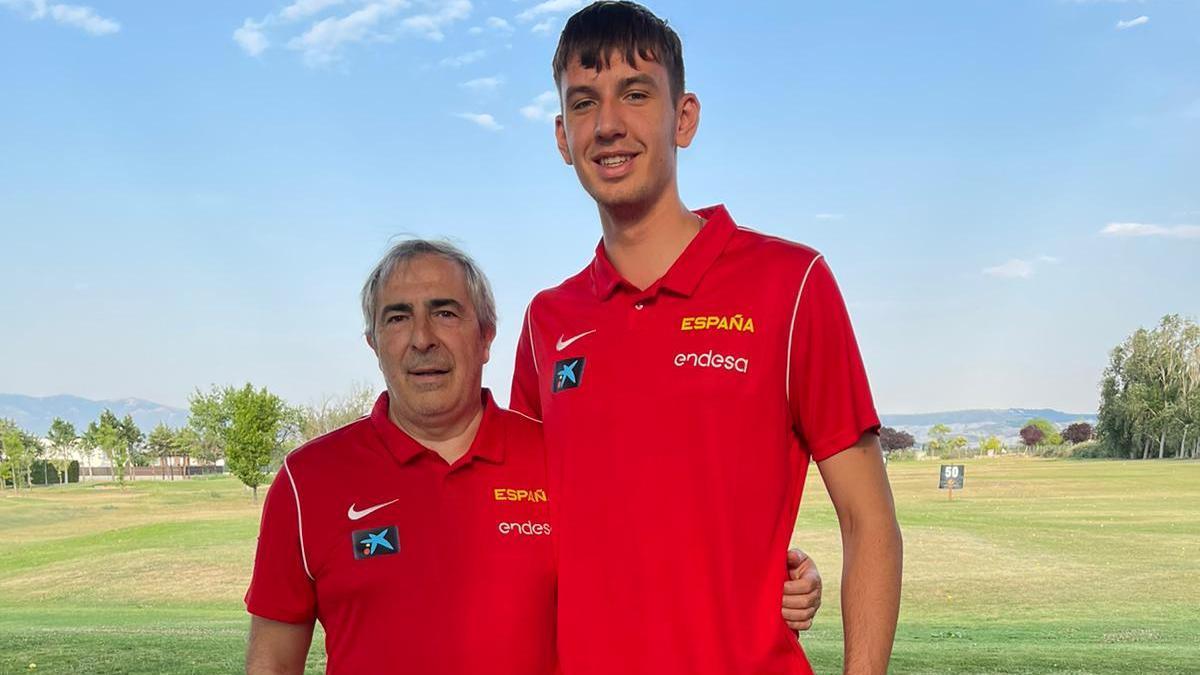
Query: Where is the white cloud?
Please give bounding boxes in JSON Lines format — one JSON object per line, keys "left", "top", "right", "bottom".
{"left": 1101, "top": 222, "right": 1200, "bottom": 239}
{"left": 485, "top": 16, "right": 511, "bottom": 31}
{"left": 517, "top": 0, "right": 583, "bottom": 21}
{"left": 814, "top": 213, "right": 844, "bottom": 221}
{"left": 983, "top": 259, "right": 1036, "bottom": 279}
{"left": 287, "top": 0, "right": 409, "bottom": 65}
{"left": 1115, "top": 15, "right": 1149, "bottom": 30}
{"left": 461, "top": 75, "right": 503, "bottom": 92}
{"left": 279, "top": 0, "right": 345, "bottom": 22}
{"left": 520, "top": 90, "right": 559, "bottom": 122}
{"left": 234, "top": 18, "right": 269, "bottom": 56}
{"left": 1037, "top": 255, "right": 1060, "bottom": 264}
{"left": 400, "top": 0, "right": 471, "bottom": 41}
{"left": 531, "top": 18, "right": 555, "bottom": 33}
{"left": 439, "top": 49, "right": 485, "bottom": 67}
{"left": 455, "top": 112, "right": 503, "bottom": 131}
{"left": 48, "top": 3, "right": 117, "bottom": 34}
{"left": 235, "top": 0, "right": 476, "bottom": 64}
{"left": 1, "top": 0, "right": 119, "bottom": 35}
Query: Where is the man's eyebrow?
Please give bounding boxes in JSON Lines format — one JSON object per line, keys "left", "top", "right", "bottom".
{"left": 564, "top": 84, "right": 598, "bottom": 100}
{"left": 380, "top": 302, "right": 412, "bottom": 315}
{"left": 428, "top": 298, "right": 465, "bottom": 311}
{"left": 620, "top": 74, "right": 657, "bottom": 90}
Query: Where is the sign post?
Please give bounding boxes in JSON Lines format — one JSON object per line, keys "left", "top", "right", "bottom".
{"left": 938, "top": 464, "right": 964, "bottom": 500}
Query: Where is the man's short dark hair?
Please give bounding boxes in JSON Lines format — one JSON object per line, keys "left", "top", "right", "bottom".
{"left": 553, "top": 1, "right": 685, "bottom": 104}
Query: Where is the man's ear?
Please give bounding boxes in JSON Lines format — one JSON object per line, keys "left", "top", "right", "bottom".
{"left": 365, "top": 331, "right": 377, "bottom": 355}
{"left": 481, "top": 327, "right": 497, "bottom": 365}
{"left": 674, "top": 92, "right": 701, "bottom": 149}
{"left": 555, "top": 114, "right": 573, "bottom": 166}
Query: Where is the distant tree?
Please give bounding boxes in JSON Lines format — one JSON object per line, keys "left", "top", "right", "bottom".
{"left": 927, "top": 424, "right": 952, "bottom": 455}
{"left": 95, "top": 410, "right": 129, "bottom": 487}
{"left": 118, "top": 415, "right": 146, "bottom": 474}
{"left": 1, "top": 420, "right": 33, "bottom": 492}
{"left": 979, "top": 435, "right": 1004, "bottom": 456}
{"left": 46, "top": 418, "right": 78, "bottom": 486}
{"left": 949, "top": 436, "right": 968, "bottom": 458}
{"left": 81, "top": 421, "right": 100, "bottom": 479}
{"left": 192, "top": 384, "right": 298, "bottom": 502}
{"left": 1061, "top": 422, "right": 1094, "bottom": 445}
{"left": 300, "top": 382, "right": 376, "bottom": 442}
{"left": 1023, "top": 418, "right": 1062, "bottom": 446}
{"left": 145, "top": 423, "right": 177, "bottom": 480}
{"left": 172, "top": 427, "right": 200, "bottom": 478}
{"left": 878, "top": 427, "right": 915, "bottom": 453}
{"left": 1020, "top": 424, "right": 1045, "bottom": 449}
{"left": 188, "top": 388, "right": 230, "bottom": 466}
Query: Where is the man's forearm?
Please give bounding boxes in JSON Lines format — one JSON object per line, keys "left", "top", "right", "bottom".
{"left": 840, "top": 516, "right": 902, "bottom": 675}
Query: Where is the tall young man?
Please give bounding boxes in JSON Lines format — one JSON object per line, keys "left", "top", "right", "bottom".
{"left": 510, "top": 3, "right": 903, "bottom": 674}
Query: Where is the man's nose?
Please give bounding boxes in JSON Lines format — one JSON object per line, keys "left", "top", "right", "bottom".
{"left": 593, "top": 101, "right": 626, "bottom": 142}
{"left": 409, "top": 315, "right": 439, "bottom": 351}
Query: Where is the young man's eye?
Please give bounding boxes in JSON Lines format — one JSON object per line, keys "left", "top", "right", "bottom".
{"left": 572, "top": 99, "right": 595, "bottom": 111}
{"left": 626, "top": 91, "right": 648, "bottom": 102}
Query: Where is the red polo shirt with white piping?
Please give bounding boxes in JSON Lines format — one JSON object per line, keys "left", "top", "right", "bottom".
{"left": 510, "top": 204, "right": 880, "bottom": 675}
{"left": 245, "top": 390, "right": 556, "bottom": 675}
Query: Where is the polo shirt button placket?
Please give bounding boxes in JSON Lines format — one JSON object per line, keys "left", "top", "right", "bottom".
{"left": 628, "top": 295, "right": 654, "bottom": 329}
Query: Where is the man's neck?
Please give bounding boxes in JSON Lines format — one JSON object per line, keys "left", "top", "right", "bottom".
{"left": 598, "top": 188, "right": 702, "bottom": 291}
{"left": 389, "top": 399, "right": 483, "bottom": 465}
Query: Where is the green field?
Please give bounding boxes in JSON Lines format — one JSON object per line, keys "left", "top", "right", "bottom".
{"left": 2, "top": 458, "right": 1198, "bottom": 674}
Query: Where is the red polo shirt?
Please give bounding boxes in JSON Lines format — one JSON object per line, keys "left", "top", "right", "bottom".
{"left": 511, "top": 205, "right": 879, "bottom": 675}
{"left": 245, "top": 390, "right": 556, "bottom": 675}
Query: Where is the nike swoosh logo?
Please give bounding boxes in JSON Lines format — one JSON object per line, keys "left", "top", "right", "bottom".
{"left": 556, "top": 329, "right": 597, "bottom": 351}
{"left": 347, "top": 499, "right": 399, "bottom": 521}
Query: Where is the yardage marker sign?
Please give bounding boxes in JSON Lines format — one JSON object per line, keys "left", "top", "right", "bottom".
{"left": 939, "top": 464, "right": 964, "bottom": 499}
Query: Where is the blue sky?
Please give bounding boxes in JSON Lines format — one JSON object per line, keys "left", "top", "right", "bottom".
{"left": 1, "top": 0, "right": 1197, "bottom": 415}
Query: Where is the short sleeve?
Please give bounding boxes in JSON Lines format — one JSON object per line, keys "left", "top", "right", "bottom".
{"left": 510, "top": 302, "right": 543, "bottom": 421}
{"left": 244, "top": 463, "right": 317, "bottom": 624}
{"left": 787, "top": 257, "right": 880, "bottom": 462}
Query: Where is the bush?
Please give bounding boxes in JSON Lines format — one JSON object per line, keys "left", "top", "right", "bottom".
{"left": 29, "top": 460, "right": 61, "bottom": 485}
{"left": 1032, "top": 444, "right": 1074, "bottom": 458}
{"left": 1069, "top": 440, "right": 1123, "bottom": 459}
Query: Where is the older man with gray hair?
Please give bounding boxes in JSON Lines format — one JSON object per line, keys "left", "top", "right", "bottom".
{"left": 244, "top": 239, "right": 823, "bottom": 674}
{"left": 245, "top": 239, "right": 557, "bottom": 674}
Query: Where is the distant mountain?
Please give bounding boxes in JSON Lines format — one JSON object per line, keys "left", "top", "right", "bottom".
{"left": 879, "top": 408, "right": 1098, "bottom": 445}
{"left": 1, "top": 394, "right": 1095, "bottom": 445}
{"left": 0, "top": 394, "right": 189, "bottom": 436}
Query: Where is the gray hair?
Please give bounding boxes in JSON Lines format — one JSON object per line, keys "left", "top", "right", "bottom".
{"left": 361, "top": 239, "right": 498, "bottom": 341}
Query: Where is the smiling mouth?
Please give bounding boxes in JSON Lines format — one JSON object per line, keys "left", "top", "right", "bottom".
{"left": 595, "top": 153, "right": 636, "bottom": 167}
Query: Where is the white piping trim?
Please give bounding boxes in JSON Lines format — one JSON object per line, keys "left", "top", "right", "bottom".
{"left": 283, "top": 457, "right": 314, "bottom": 582}
{"left": 524, "top": 302, "right": 540, "bottom": 376}
{"left": 507, "top": 407, "right": 543, "bottom": 424}
{"left": 786, "top": 255, "right": 824, "bottom": 407}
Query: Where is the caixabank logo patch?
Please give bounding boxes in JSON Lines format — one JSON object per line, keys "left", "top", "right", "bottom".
{"left": 552, "top": 357, "right": 585, "bottom": 393}
{"left": 352, "top": 525, "right": 399, "bottom": 560}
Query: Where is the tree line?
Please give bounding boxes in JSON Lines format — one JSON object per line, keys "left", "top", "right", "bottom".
{"left": 1097, "top": 314, "right": 1200, "bottom": 459}
{"left": 878, "top": 418, "right": 1095, "bottom": 459}
{"left": 1, "top": 382, "right": 375, "bottom": 499}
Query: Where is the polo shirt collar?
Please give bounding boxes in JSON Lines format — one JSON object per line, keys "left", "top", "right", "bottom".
{"left": 369, "top": 389, "right": 505, "bottom": 467}
{"left": 589, "top": 204, "right": 737, "bottom": 300}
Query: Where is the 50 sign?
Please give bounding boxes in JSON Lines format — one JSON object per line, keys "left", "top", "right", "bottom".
{"left": 939, "top": 464, "right": 964, "bottom": 490}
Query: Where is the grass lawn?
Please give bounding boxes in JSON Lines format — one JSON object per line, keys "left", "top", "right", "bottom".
{"left": 1, "top": 458, "right": 1198, "bottom": 674}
